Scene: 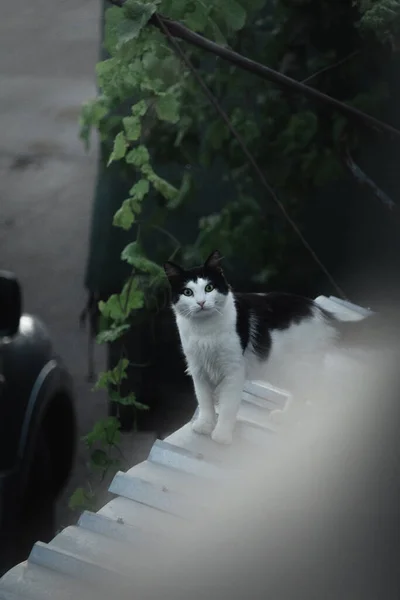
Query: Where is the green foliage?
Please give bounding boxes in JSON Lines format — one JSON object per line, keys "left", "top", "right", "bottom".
{"left": 121, "top": 241, "right": 164, "bottom": 276}
{"left": 69, "top": 487, "right": 95, "bottom": 512}
{"left": 155, "top": 93, "right": 180, "bottom": 123}
{"left": 72, "top": 0, "right": 393, "bottom": 513}
{"left": 96, "top": 323, "right": 131, "bottom": 343}
{"left": 355, "top": 0, "right": 400, "bottom": 45}
{"left": 94, "top": 359, "right": 130, "bottom": 391}
{"left": 79, "top": 97, "right": 109, "bottom": 150}
{"left": 108, "top": 131, "right": 127, "bottom": 164}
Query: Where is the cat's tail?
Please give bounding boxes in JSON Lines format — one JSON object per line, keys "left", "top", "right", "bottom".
{"left": 334, "top": 311, "right": 400, "bottom": 351}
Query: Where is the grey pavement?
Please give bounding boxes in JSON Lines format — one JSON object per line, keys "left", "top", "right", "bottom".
{"left": 0, "top": 0, "right": 155, "bottom": 530}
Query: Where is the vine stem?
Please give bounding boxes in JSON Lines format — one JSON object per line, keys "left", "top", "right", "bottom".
{"left": 301, "top": 50, "right": 360, "bottom": 85}
{"left": 153, "top": 14, "right": 348, "bottom": 300}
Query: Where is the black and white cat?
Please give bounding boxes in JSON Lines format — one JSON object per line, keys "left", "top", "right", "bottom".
{"left": 163, "top": 250, "right": 370, "bottom": 444}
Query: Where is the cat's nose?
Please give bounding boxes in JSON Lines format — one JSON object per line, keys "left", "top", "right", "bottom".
{"left": 197, "top": 300, "right": 205, "bottom": 308}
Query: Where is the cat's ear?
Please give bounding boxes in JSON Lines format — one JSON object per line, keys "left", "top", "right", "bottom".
{"left": 204, "top": 250, "right": 223, "bottom": 272}
{"left": 163, "top": 261, "right": 183, "bottom": 281}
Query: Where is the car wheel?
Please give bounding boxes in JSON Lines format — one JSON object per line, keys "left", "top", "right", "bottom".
{"left": 17, "top": 428, "right": 57, "bottom": 561}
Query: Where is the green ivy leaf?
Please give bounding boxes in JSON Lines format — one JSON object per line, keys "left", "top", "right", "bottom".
{"left": 132, "top": 399, "right": 150, "bottom": 411}
{"left": 94, "top": 359, "right": 130, "bottom": 392}
{"left": 218, "top": 0, "right": 247, "bottom": 31}
{"left": 140, "top": 164, "right": 178, "bottom": 201}
{"left": 208, "top": 19, "right": 228, "bottom": 46}
{"left": 116, "top": 1, "right": 158, "bottom": 48}
{"left": 79, "top": 98, "right": 109, "bottom": 150}
{"left": 83, "top": 417, "right": 121, "bottom": 448}
{"left": 126, "top": 145, "right": 150, "bottom": 167}
{"left": 96, "top": 323, "right": 130, "bottom": 344}
{"left": 167, "top": 170, "right": 192, "bottom": 209}
{"left": 120, "top": 278, "right": 146, "bottom": 313}
{"left": 98, "top": 294, "right": 125, "bottom": 321}
{"left": 129, "top": 178, "right": 150, "bottom": 200}
{"left": 113, "top": 199, "right": 135, "bottom": 230}
{"left": 103, "top": 6, "right": 126, "bottom": 54}
{"left": 131, "top": 100, "right": 148, "bottom": 118}
{"left": 184, "top": 3, "right": 210, "bottom": 31}
{"left": 174, "top": 115, "right": 193, "bottom": 147}
{"left": 123, "top": 116, "right": 141, "bottom": 141}
{"left": 121, "top": 242, "right": 165, "bottom": 277}
{"left": 108, "top": 131, "right": 127, "bottom": 165}
{"left": 154, "top": 94, "right": 180, "bottom": 123}
{"left": 68, "top": 487, "right": 95, "bottom": 511}
{"left": 110, "top": 390, "right": 149, "bottom": 409}
{"left": 152, "top": 176, "right": 178, "bottom": 201}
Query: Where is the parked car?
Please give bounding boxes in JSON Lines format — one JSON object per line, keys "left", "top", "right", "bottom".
{"left": 0, "top": 271, "right": 76, "bottom": 575}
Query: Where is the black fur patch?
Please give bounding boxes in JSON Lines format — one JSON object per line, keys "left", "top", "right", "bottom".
{"left": 234, "top": 292, "right": 315, "bottom": 359}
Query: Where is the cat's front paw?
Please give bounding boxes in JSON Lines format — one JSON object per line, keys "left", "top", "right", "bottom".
{"left": 211, "top": 427, "right": 233, "bottom": 445}
{"left": 192, "top": 417, "right": 215, "bottom": 436}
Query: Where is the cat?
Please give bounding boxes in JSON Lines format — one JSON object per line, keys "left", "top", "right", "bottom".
{"left": 163, "top": 250, "right": 382, "bottom": 444}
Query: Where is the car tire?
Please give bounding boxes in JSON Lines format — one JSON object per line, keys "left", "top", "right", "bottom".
{"left": 17, "top": 428, "right": 57, "bottom": 562}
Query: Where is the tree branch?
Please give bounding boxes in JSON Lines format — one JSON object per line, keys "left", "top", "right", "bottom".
{"left": 107, "top": 1, "right": 400, "bottom": 140}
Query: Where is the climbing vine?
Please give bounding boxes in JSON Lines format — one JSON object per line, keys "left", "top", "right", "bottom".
{"left": 70, "top": 0, "right": 399, "bottom": 511}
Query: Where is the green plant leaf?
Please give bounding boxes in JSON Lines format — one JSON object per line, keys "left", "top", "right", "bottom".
{"left": 94, "top": 359, "right": 130, "bottom": 392}
{"left": 133, "top": 399, "right": 150, "bottom": 411}
{"left": 218, "top": 0, "right": 247, "bottom": 31}
{"left": 110, "top": 390, "right": 149, "bottom": 409}
{"left": 98, "top": 294, "right": 125, "bottom": 321}
{"left": 119, "top": 278, "right": 146, "bottom": 313}
{"left": 154, "top": 94, "right": 180, "bottom": 123}
{"left": 123, "top": 116, "right": 141, "bottom": 141}
{"left": 68, "top": 487, "right": 95, "bottom": 511}
{"left": 167, "top": 170, "right": 192, "bottom": 209}
{"left": 96, "top": 323, "right": 130, "bottom": 344}
{"left": 152, "top": 176, "right": 178, "bottom": 201}
{"left": 116, "top": 1, "right": 158, "bottom": 48}
{"left": 98, "top": 283, "right": 144, "bottom": 321}
{"left": 140, "top": 165, "right": 178, "bottom": 201}
{"left": 126, "top": 145, "right": 150, "bottom": 167}
{"left": 184, "top": 3, "right": 210, "bottom": 31}
{"left": 79, "top": 98, "right": 109, "bottom": 150}
{"left": 108, "top": 131, "right": 127, "bottom": 165}
{"left": 208, "top": 19, "right": 228, "bottom": 46}
{"left": 83, "top": 417, "right": 121, "bottom": 448}
{"left": 121, "top": 242, "right": 164, "bottom": 276}
{"left": 131, "top": 100, "right": 148, "bottom": 117}
{"left": 113, "top": 199, "right": 136, "bottom": 230}
{"left": 129, "top": 178, "right": 150, "bottom": 200}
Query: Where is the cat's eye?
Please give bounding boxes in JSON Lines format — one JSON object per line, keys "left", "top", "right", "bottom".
{"left": 182, "top": 288, "right": 193, "bottom": 296}
{"left": 205, "top": 283, "right": 214, "bottom": 293}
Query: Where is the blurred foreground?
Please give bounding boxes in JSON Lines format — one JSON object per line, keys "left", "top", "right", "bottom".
{"left": 112, "top": 337, "right": 400, "bottom": 600}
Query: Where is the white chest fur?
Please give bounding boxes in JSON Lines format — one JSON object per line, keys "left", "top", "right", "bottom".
{"left": 175, "top": 294, "right": 242, "bottom": 386}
